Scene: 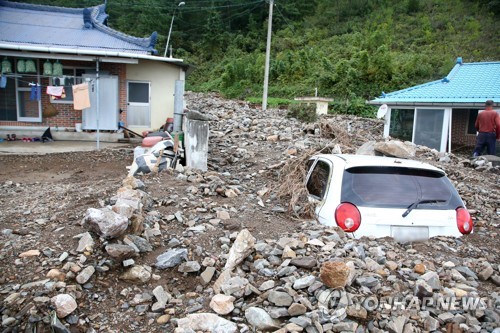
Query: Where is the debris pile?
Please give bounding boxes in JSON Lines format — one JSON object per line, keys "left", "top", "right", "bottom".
{"left": 0, "top": 92, "right": 498, "bottom": 332}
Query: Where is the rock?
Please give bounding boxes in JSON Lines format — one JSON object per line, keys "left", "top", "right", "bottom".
{"left": 293, "top": 275, "right": 316, "bottom": 289}
{"left": 424, "top": 316, "right": 440, "bottom": 331}
{"left": 421, "top": 271, "right": 441, "bottom": 290}
{"left": 414, "top": 263, "right": 426, "bottom": 274}
{"left": 200, "top": 267, "right": 216, "bottom": 284}
{"left": 82, "top": 207, "right": 129, "bottom": 239}
{"left": 120, "top": 265, "right": 152, "bottom": 283}
{"left": 356, "top": 141, "right": 377, "bottom": 155}
{"left": 122, "top": 176, "right": 145, "bottom": 190}
{"left": 76, "top": 266, "right": 95, "bottom": 284}
{"left": 245, "top": 307, "right": 280, "bottom": 331}
{"left": 290, "top": 256, "right": 317, "bottom": 269}
{"left": 123, "top": 259, "right": 135, "bottom": 267}
{"left": 386, "top": 316, "right": 407, "bottom": 333}
{"left": 178, "top": 261, "right": 201, "bottom": 273}
{"left": 385, "top": 261, "right": 399, "bottom": 271}
{"left": 332, "top": 321, "right": 358, "bottom": 332}
{"left": 268, "top": 290, "right": 293, "bottom": 306}
{"left": 157, "top": 314, "right": 171, "bottom": 325}
{"left": 355, "top": 276, "right": 379, "bottom": 288}
{"left": 268, "top": 307, "right": 289, "bottom": 319}
{"left": 282, "top": 245, "right": 296, "bottom": 258}
{"left": 224, "top": 229, "right": 256, "bottom": 270}
{"left": 2, "top": 317, "right": 16, "bottom": 327}
{"left": 112, "top": 202, "right": 135, "bottom": 218}
{"left": 217, "top": 210, "right": 231, "bottom": 220}
{"left": 176, "top": 313, "right": 237, "bottom": 333}
{"left": 455, "top": 266, "right": 478, "bottom": 279}
{"left": 210, "top": 294, "right": 235, "bottom": 315}
{"left": 114, "top": 187, "right": 145, "bottom": 212}
{"left": 156, "top": 248, "right": 188, "bottom": 269}
{"left": 105, "top": 244, "right": 136, "bottom": 259}
{"left": 127, "top": 215, "right": 145, "bottom": 235}
{"left": 124, "top": 234, "right": 152, "bottom": 252}
{"left": 152, "top": 285, "right": 170, "bottom": 312}
{"left": 477, "top": 262, "right": 494, "bottom": 281}
{"left": 267, "top": 135, "right": 279, "bottom": 142}
{"left": 46, "top": 269, "right": 65, "bottom": 281}
{"left": 259, "top": 280, "right": 275, "bottom": 291}
{"left": 220, "top": 276, "right": 248, "bottom": 297}
{"left": 51, "top": 294, "right": 77, "bottom": 318}
{"left": 347, "top": 305, "right": 367, "bottom": 319}
{"left": 414, "top": 279, "right": 433, "bottom": 298}
{"left": 288, "top": 303, "right": 307, "bottom": 316}
{"left": 19, "top": 249, "right": 40, "bottom": 257}
{"left": 320, "top": 261, "right": 350, "bottom": 288}
{"left": 374, "top": 140, "right": 416, "bottom": 158}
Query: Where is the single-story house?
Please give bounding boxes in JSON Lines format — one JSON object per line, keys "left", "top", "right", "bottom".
{"left": 368, "top": 57, "right": 500, "bottom": 153}
{"left": 0, "top": 0, "right": 188, "bottom": 140}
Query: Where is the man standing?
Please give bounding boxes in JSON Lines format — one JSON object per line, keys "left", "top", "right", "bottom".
{"left": 473, "top": 100, "right": 500, "bottom": 157}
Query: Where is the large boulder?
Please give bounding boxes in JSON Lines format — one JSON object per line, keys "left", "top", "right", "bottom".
{"left": 82, "top": 207, "right": 129, "bottom": 239}
{"left": 374, "top": 140, "right": 416, "bottom": 158}
{"left": 320, "top": 261, "right": 350, "bottom": 288}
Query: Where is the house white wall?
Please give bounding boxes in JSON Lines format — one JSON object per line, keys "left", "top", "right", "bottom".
{"left": 126, "top": 59, "right": 184, "bottom": 132}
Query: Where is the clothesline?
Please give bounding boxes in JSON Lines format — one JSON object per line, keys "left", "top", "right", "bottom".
{"left": 4, "top": 75, "right": 95, "bottom": 88}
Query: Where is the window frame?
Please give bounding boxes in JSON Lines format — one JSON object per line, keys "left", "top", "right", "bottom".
{"left": 306, "top": 158, "right": 332, "bottom": 201}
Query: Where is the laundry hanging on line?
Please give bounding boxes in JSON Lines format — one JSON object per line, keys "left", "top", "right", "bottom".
{"left": 30, "top": 83, "right": 41, "bottom": 101}
{"left": 72, "top": 82, "right": 91, "bottom": 110}
{"left": 46, "top": 86, "right": 66, "bottom": 100}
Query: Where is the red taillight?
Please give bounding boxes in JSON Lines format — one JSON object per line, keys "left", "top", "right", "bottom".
{"left": 456, "top": 207, "right": 473, "bottom": 234}
{"left": 335, "top": 203, "right": 361, "bottom": 232}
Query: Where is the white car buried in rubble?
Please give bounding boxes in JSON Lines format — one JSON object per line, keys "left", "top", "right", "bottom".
{"left": 305, "top": 154, "right": 473, "bottom": 242}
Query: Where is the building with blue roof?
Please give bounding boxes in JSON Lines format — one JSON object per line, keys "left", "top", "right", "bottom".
{"left": 0, "top": 0, "right": 187, "bottom": 139}
{"left": 368, "top": 57, "right": 500, "bottom": 153}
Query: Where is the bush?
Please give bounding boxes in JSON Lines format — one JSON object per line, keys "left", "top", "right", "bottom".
{"left": 287, "top": 103, "right": 317, "bottom": 123}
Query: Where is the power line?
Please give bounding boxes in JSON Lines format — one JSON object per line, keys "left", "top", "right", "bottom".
{"left": 274, "top": 2, "right": 294, "bottom": 31}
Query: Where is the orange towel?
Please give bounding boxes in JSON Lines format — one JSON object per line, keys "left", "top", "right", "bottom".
{"left": 72, "top": 83, "right": 91, "bottom": 110}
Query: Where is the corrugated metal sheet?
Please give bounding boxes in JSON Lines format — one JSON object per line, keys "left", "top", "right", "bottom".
{"left": 0, "top": 4, "right": 155, "bottom": 54}
{"left": 370, "top": 61, "right": 500, "bottom": 104}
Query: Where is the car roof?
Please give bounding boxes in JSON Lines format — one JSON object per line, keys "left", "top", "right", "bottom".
{"left": 313, "top": 154, "right": 446, "bottom": 175}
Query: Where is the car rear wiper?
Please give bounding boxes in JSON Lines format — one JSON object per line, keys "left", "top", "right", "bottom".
{"left": 402, "top": 199, "right": 447, "bottom": 218}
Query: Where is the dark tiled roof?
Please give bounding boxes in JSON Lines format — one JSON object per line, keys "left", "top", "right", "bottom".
{"left": 370, "top": 58, "right": 500, "bottom": 104}
{"left": 0, "top": 0, "right": 158, "bottom": 54}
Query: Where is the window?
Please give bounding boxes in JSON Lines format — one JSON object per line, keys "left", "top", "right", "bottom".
{"left": 0, "top": 58, "right": 41, "bottom": 122}
{"left": 50, "top": 68, "right": 86, "bottom": 103}
{"left": 341, "top": 166, "right": 462, "bottom": 209}
{"left": 389, "top": 109, "right": 414, "bottom": 141}
{"left": 0, "top": 76, "right": 17, "bottom": 121}
{"left": 306, "top": 160, "right": 331, "bottom": 199}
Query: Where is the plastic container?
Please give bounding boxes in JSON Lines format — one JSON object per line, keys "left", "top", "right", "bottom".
{"left": 166, "top": 118, "right": 174, "bottom": 133}
{"left": 75, "top": 123, "right": 82, "bottom": 132}
{"left": 142, "top": 136, "right": 163, "bottom": 147}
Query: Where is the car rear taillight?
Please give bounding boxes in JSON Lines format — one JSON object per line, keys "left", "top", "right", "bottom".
{"left": 456, "top": 207, "right": 473, "bottom": 234}
{"left": 335, "top": 203, "right": 361, "bottom": 232}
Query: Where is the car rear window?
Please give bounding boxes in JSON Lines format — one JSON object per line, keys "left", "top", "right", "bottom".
{"left": 341, "top": 166, "right": 462, "bottom": 209}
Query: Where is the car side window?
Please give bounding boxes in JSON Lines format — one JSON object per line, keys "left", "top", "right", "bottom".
{"left": 306, "top": 160, "right": 331, "bottom": 199}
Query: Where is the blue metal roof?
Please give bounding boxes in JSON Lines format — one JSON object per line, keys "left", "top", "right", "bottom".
{"left": 0, "top": 0, "right": 158, "bottom": 55}
{"left": 369, "top": 58, "right": 500, "bottom": 105}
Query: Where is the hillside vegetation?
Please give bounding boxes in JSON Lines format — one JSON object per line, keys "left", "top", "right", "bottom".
{"left": 23, "top": 0, "right": 500, "bottom": 115}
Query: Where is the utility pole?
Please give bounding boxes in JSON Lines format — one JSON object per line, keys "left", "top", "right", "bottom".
{"left": 262, "top": 0, "right": 273, "bottom": 111}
